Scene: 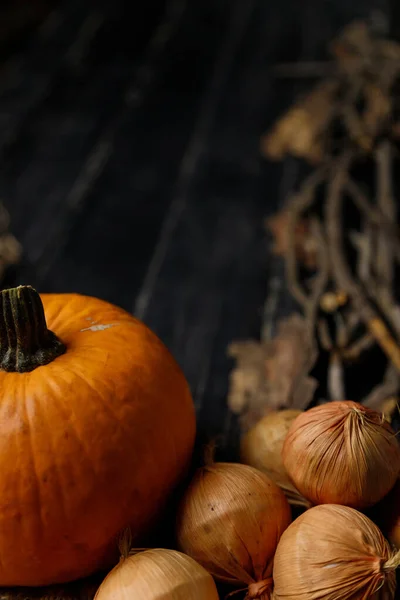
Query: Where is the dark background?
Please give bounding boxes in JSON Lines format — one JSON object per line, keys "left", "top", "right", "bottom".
{"left": 0, "top": 0, "right": 397, "bottom": 454}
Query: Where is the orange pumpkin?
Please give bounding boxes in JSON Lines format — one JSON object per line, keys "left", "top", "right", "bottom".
{"left": 0, "top": 285, "right": 196, "bottom": 586}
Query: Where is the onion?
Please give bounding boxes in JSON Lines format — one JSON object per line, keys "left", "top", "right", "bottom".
{"left": 282, "top": 400, "right": 400, "bottom": 508}
{"left": 273, "top": 504, "right": 399, "bottom": 600}
{"left": 240, "top": 410, "right": 309, "bottom": 507}
{"left": 176, "top": 462, "right": 291, "bottom": 599}
{"left": 94, "top": 548, "right": 219, "bottom": 600}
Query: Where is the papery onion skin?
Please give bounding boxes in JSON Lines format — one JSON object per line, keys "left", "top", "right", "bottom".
{"left": 282, "top": 400, "right": 400, "bottom": 508}
{"left": 94, "top": 549, "right": 219, "bottom": 600}
{"left": 240, "top": 410, "right": 308, "bottom": 507}
{"left": 241, "top": 410, "right": 301, "bottom": 479}
{"left": 176, "top": 462, "right": 291, "bottom": 594}
{"left": 273, "top": 504, "right": 397, "bottom": 600}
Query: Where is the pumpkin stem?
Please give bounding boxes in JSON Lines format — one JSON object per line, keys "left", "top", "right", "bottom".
{"left": 0, "top": 285, "right": 66, "bottom": 372}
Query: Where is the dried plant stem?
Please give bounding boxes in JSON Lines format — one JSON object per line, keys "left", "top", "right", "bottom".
{"left": 285, "top": 168, "right": 326, "bottom": 306}
{"left": 290, "top": 217, "right": 330, "bottom": 401}
{"left": 373, "top": 141, "right": 400, "bottom": 338}
{"left": 346, "top": 179, "right": 400, "bottom": 264}
{"left": 363, "top": 364, "right": 400, "bottom": 409}
{"left": 335, "top": 312, "right": 351, "bottom": 349}
{"left": 335, "top": 309, "right": 369, "bottom": 358}
{"left": 254, "top": 20, "right": 400, "bottom": 414}
{"left": 341, "top": 333, "right": 374, "bottom": 362}
{"left": 119, "top": 528, "right": 133, "bottom": 559}
{"left": 366, "top": 320, "right": 400, "bottom": 372}
{"left": 325, "top": 153, "right": 400, "bottom": 372}
{"left": 350, "top": 226, "right": 373, "bottom": 284}
{"left": 304, "top": 218, "right": 330, "bottom": 328}
{"left": 375, "top": 141, "right": 395, "bottom": 286}
{"left": 328, "top": 352, "right": 346, "bottom": 400}
{"left": 317, "top": 318, "right": 333, "bottom": 351}
{"left": 346, "top": 176, "right": 400, "bottom": 338}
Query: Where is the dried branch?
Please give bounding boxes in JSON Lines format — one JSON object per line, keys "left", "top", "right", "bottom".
{"left": 363, "top": 364, "right": 400, "bottom": 410}
{"left": 284, "top": 168, "right": 327, "bottom": 306}
{"left": 328, "top": 352, "right": 346, "bottom": 400}
{"left": 230, "top": 19, "right": 400, "bottom": 426}
{"left": 317, "top": 317, "right": 333, "bottom": 352}
{"left": 346, "top": 179, "right": 400, "bottom": 259}
{"left": 325, "top": 152, "right": 400, "bottom": 372}
{"left": 350, "top": 228, "right": 374, "bottom": 284}
{"left": 341, "top": 333, "right": 374, "bottom": 362}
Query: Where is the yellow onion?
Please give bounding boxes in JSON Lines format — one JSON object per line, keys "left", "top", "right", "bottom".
{"left": 94, "top": 548, "right": 219, "bottom": 600}
{"left": 240, "top": 410, "right": 309, "bottom": 507}
{"left": 176, "top": 462, "right": 291, "bottom": 599}
{"left": 273, "top": 504, "right": 399, "bottom": 600}
{"left": 282, "top": 400, "right": 400, "bottom": 508}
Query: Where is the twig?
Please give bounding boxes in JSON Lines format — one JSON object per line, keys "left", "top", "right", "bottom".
{"left": 343, "top": 309, "right": 362, "bottom": 332}
{"left": 347, "top": 172, "right": 400, "bottom": 338}
{"left": 346, "top": 178, "right": 400, "bottom": 263}
{"left": 317, "top": 317, "right": 333, "bottom": 351}
{"left": 328, "top": 352, "right": 346, "bottom": 400}
{"left": 290, "top": 217, "right": 330, "bottom": 402}
{"left": 341, "top": 96, "right": 372, "bottom": 151}
{"left": 375, "top": 141, "right": 395, "bottom": 285}
{"left": 341, "top": 332, "right": 375, "bottom": 362}
{"left": 334, "top": 311, "right": 351, "bottom": 349}
{"left": 373, "top": 141, "right": 400, "bottom": 336}
{"left": 285, "top": 168, "right": 327, "bottom": 306}
{"left": 255, "top": 20, "right": 400, "bottom": 412}
{"left": 363, "top": 364, "right": 400, "bottom": 409}
{"left": 349, "top": 227, "right": 374, "bottom": 284}
{"left": 304, "top": 217, "right": 330, "bottom": 326}
{"left": 325, "top": 152, "right": 400, "bottom": 372}
{"left": 337, "top": 308, "right": 374, "bottom": 362}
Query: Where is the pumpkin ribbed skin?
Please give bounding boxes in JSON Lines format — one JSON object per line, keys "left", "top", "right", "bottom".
{"left": 0, "top": 293, "right": 196, "bottom": 586}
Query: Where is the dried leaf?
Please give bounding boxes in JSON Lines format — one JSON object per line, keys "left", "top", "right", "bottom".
{"left": 260, "top": 80, "right": 338, "bottom": 163}
{"left": 363, "top": 84, "right": 391, "bottom": 139}
{"left": 227, "top": 341, "right": 269, "bottom": 418}
{"left": 227, "top": 314, "right": 318, "bottom": 430}
{"left": 330, "top": 21, "right": 373, "bottom": 74}
{"left": 266, "top": 210, "right": 318, "bottom": 269}
{"left": 343, "top": 84, "right": 392, "bottom": 152}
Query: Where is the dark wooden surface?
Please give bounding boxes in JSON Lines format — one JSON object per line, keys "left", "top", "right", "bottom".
{"left": 0, "top": 0, "right": 396, "bottom": 455}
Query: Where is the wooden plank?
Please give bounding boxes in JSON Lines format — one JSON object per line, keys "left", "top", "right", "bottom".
{"left": 0, "top": 1, "right": 99, "bottom": 156}
{"left": 32, "top": 1, "right": 238, "bottom": 306}
{"left": 134, "top": 0, "right": 303, "bottom": 430}
{"left": 0, "top": 1, "right": 178, "bottom": 279}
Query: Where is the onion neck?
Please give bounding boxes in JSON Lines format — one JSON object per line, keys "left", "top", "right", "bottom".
{"left": 0, "top": 285, "right": 66, "bottom": 373}
{"left": 384, "top": 548, "right": 400, "bottom": 571}
{"left": 247, "top": 578, "right": 273, "bottom": 599}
